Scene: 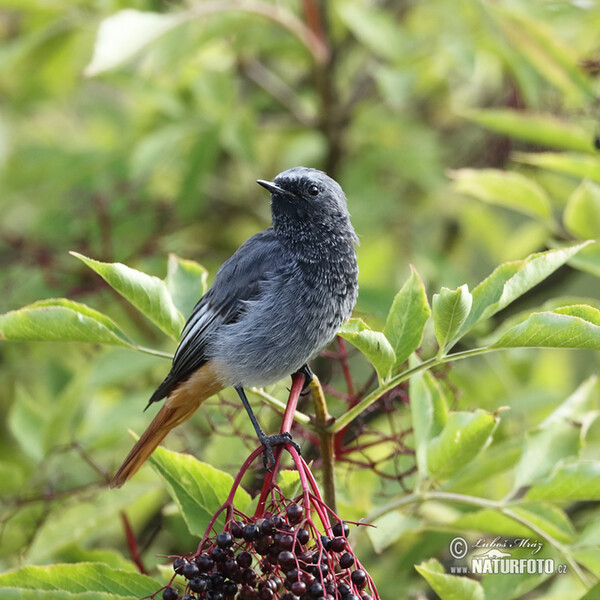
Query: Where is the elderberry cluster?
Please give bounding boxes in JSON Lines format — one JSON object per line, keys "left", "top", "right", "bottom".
{"left": 161, "top": 503, "right": 374, "bottom": 600}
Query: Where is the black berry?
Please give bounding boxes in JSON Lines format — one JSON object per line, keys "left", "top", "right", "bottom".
{"left": 190, "top": 577, "right": 208, "bottom": 593}
{"left": 286, "top": 503, "right": 303, "bottom": 524}
{"left": 338, "top": 584, "right": 351, "bottom": 597}
{"left": 308, "top": 582, "right": 323, "bottom": 597}
{"left": 182, "top": 561, "right": 200, "bottom": 580}
{"left": 339, "top": 553, "right": 354, "bottom": 569}
{"left": 217, "top": 532, "right": 234, "bottom": 549}
{"left": 278, "top": 551, "right": 296, "bottom": 571}
{"left": 330, "top": 536, "right": 346, "bottom": 552}
{"left": 243, "top": 524, "right": 260, "bottom": 542}
{"left": 173, "top": 557, "right": 186, "bottom": 574}
{"left": 237, "top": 551, "right": 253, "bottom": 568}
{"left": 291, "top": 581, "right": 306, "bottom": 596}
{"left": 332, "top": 522, "right": 350, "bottom": 537}
{"left": 196, "top": 553, "right": 214, "bottom": 572}
{"left": 163, "top": 587, "right": 178, "bottom": 600}
{"left": 351, "top": 570, "right": 367, "bottom": 589}
{"left": 296, "top": 528, "right": 310, "bottom": 545}
{"left": 231, "top": 520, "right": 245, "bottom": 538}
{"left": 223, "top": 581, "right": 238, "bottom": 597}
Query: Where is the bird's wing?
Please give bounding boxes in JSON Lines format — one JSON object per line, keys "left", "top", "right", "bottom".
{"left": 147, "top": 228, "right": 286, "bottom": 405}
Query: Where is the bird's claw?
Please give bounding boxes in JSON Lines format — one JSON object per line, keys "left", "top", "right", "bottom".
{"left": 259, "top": 432, "right": 301, "bottom": 470}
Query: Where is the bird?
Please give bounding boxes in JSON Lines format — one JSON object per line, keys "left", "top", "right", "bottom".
{"left": 110, "top": 167, "right": 359, "bottom": 488}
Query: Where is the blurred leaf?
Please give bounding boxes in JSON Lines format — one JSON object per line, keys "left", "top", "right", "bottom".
{"left": 71, "top": 252, "right": 184, "bottom": 340}
{"left": 432, "top": 284, "right": 472, "bottom": 355}
{"left": 337, "top": 2, "right": 404, "bottom": 61}
{"left": 148, "top": 445, "right": 252, "bottom": 536}
{"left": 451, "top": 168, "right": 552, "bottom": 221}
{"left": 564, "top": 180, "right": 600, "bottom": 240}
{"left": 567, "top": 242, "right": 600, "bottom": 278}
{"left": 338, "top": 318, "right": 395, "bottom": 381}
{"left": 165, "top": 254, "right": 208, "bottom": 319}
{"left": 85, "top": 9, "right": 185, "bottom": 76}
{"left": 427, "top": 410, "right": 496, "bottom": 480}
{"left": 0, "top": 563, "right": 158, "bottom": 598}
{"left": 368, "top": 511, "right": 421, "bottom": 553}
{"left": 7, "top": 386, "right": 47, "bottom": 461}
{"left": 27, "top": 484, "right": 162, "bottom": 562}
{"left": 514, "top": 152, "right": 600, "bottom": 184}
{"left": 493, "top": 306, "right": 600, "bottom": 350}
{"left": 491, "top": 7, "right": 594, "bottom": 106}
{"left": 525, "top": 461, "right": 600, "bottom": 500}
{"left": 415, "top": 558, "right": 485, "bottom": 600}
{"left": 0, "top": 299, "right": 134, "bottom": 348}
{"left": 463, "top": 109, "right": 594, "bottom": 153}
{"left": 384, "top": 266, "right": 431, "bottom": 367}
{"left": 512, "top": 377, "right": 596, "bottom": 490}
{"left": 459, "top": 243, "right": 590, "bottom": 336}
{"left": 410, "top": 370, "right": 448, "bottom": 478}
{"left": 511, "top": 502, "right": 576, "bottom": 544}
{"left": 580, "top": 583, "right": 600, "bottom": 600}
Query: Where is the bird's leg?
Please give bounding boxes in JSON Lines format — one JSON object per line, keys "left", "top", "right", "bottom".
{"left": 235, "top": 386, "right": 301, "bottom": 469}
{"left": 296, "top": 364, "right": 314, "bottom": 395}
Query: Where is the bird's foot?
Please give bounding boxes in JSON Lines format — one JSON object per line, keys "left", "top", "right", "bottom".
{"left": 297, "top": 364, "right": 314, "bottom": 396}
{"left": 259, "top": 432, "right": 301, "bottom": 469}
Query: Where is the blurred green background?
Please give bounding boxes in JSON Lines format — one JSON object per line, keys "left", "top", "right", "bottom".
{"left": 2, "top": 1, "right": 600, "bottom": 598}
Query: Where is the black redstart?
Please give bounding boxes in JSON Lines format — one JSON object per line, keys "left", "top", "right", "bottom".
{"left": 111, "top": 167, "right": 359, "bottom": 487}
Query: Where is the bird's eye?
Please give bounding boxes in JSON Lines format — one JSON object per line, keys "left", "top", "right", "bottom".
{"left": 308, "top": 185, "right": 320, "bottom": 197}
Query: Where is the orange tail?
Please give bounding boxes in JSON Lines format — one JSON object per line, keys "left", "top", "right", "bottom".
{"left": 110, "top": 363, "right": 223, "bottom": 488}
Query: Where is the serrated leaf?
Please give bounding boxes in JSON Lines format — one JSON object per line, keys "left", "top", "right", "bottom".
{"left": 165, "top": 254, "right": 208, "bottom": 318}
{"left": 564, "top": 180, "right": 600, "bottom": 240}
{"left": 85, "top": 9, "right": 185, "bottom": 76}
{"left": 338, "top": 318, "right": 395, "bottom": 381}
{"left": 514, "top": 152, "right": 600, "bottom": 184}
{"left": 0, "top": 563, "right": 158, "bottom": 597}
{"left": 72, "top": 252, "right": 184, "bottom": 340}
{"left": 427, "top": 410, "right": 496, "bottom": 480}
{"left": 410, "top": 370, "right": 448, "bottom": 478}
{"left": 525, "top": 461, "right": 600, "bottom": 500}
{"left": 451, "top": 169, "right": 552, "bottom": 220}
{"left": 433, "top": 284, "right": 472, "bottom": 355}
{"left": 0, "top": 299, "right": 134, "bottom": 348}
{"left": 416, "top": 558, "right": 485, "bottom": 600}
{"left": 492, "top": 306, "right": 600, "bottom": 350}
{"left": 384, "top": 267, "right": 431, "bottom": 366}
{"left": 463, "top": 109, "right": 594, "bottom": 153}
{"left": 458, "top": 243, "right": 590, "bottom": 337}
{"left": 148, "top": 445, "right": 252, "bottom": 536}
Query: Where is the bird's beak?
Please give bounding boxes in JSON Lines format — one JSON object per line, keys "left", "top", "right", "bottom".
{"left": 256, "top": 180, "right": 293, "bottom": 197}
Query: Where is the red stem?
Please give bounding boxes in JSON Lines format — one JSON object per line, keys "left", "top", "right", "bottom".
{"left": 120, "top": 511, "right": 147, "bottom": 574}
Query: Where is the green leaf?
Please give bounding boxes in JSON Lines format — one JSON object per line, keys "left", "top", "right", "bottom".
{"left": 384, "top": 266, "right": 431, "bottom": 366}
{"left": 511, "top": 502, "right": 576, "bottom": 544}
{"left": 0, "top": 299, "right": 134, "bottom": 348}
{"left": 564, "top": 180, "right": 600, "bottom": 240}
{"left": 148, "top": 445, "right": 252, "bottom": 536}
{"left": 493, "top": 306, "right": 600, "bottom": 350}
{"left": 513, "top": 377, "right": 596, "bottom": 489}
{"left": 459, "top": 243, "right": 590, "bottom": 337}
{"left": 85, "top": 9, "right": 185, "bottom": 76}
{"left": 433, "top": 284, "right": 473, "bottom": 355}
{"left": 368, "top": 511, "right": 421, "bottom": 553}
{"left": 410, "top": 370, "right": 448, "bottom": 478}
{"left": 415, "top": 558, "right": 485, "bottom": 600}
{"left": 579, "top": 582, "right": 600, "bottom": 600}
{"left": 514, "top": 152, "right": 600, "bottom": 185}
{"left": 491, "top": 8, "right": 593, "bottom": 106}
{"left": 463, "top": 109, "right": 594, "bottom": 153}
{"left": 567, "top": 241, "right": 600, "bottom": 278}
{"left": 525, "top": 461, "right": 600, "bottom": 500}
{"left": 427, "top": 410, "right": 496, "bottom": 480}
{"left": 337, "top": 2, "right": 404, "bottom": 61}
{"left": 165, "top": 254, "right": 208, "bottom": 319}
{"left": 0, "top": 563, "right": 158, "bottom": 597}
{"left": 71, "top": 252, "right": 184, "bottom": 340}
{"left": 338, "top": 318, "right": 395, "bottom": 381}
{"left": 451, "top": 169, "right": 552, "bottom": 220}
